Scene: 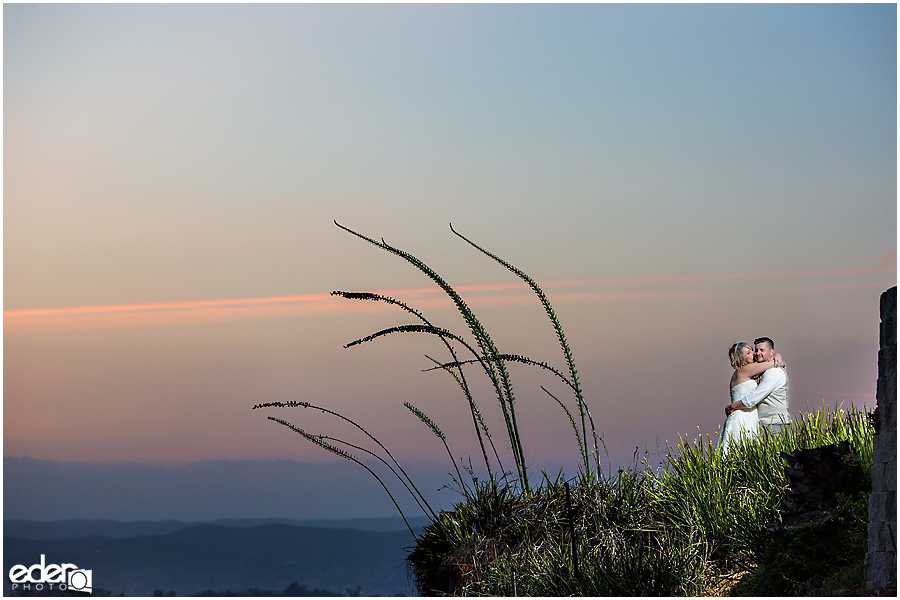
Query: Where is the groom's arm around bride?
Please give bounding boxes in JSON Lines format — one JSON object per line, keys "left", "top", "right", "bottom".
{"left": 725, "top": 337, "right": 791, "bottom": 434}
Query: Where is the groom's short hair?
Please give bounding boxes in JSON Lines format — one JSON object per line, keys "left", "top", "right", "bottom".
{"left": 754, "top": 336, "right": 775, "bottom": 349}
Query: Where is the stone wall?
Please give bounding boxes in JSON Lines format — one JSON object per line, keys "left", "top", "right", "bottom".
{"left": 867, "top": 286, "right": 896, "bottom": 590}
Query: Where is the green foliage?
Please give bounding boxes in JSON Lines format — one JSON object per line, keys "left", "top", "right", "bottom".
{"left": 648, "top": 431, "right": 781, "bottom": 567}
{"left": 730, "top": 510, "right": 868, "bottom": 596}
{"left": 728, "top": 423, "right": 874, "bottom": 597}
{"left": 487, "top": 526, "right": 709, "bottom": 597}
{"left": 406, "top": 407, "right": 875, "bottom": 596}
{"left": 647, "top": 404, "right": 875, "bottom": 571}
{"left": 253, "top": 225, "right": 877, "bottom": 596}
{"left": 408, "top": 468, "right": 712, "bottom": 596}
{"left": 407, "top": 476, "right": 526, "bottom": 595}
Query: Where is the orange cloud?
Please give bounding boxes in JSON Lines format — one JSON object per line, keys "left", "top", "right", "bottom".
{"left": 4, "top": 293, "right": 364, "bottom": 333}
{"left": 4, "top": 265, "right": 894, "bottom": 333}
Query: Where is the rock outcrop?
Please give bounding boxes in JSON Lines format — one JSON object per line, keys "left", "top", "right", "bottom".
{"left": 866, "top": 286, "right": 896, "bottom": 591}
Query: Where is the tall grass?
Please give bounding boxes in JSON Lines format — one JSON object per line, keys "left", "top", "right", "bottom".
{"left": 255, "top": 223, "right": 599, "bottom": 515}
{"left": 449, "top": 224, "right": 599, "bottom": 477}
{"left": 409, "top": 467, "right": 713, "bottom": 596}
{"left": 409, "top": 405, "right": 873, "bottom": 596}
{"left": 253, "top": 224, "right": 875, "bottom": 595}
{"left": 647, "top": 404, "right": 874, "bottom": 572}
{"left": 333, "top": 222, "right": 534, "bottom": 490}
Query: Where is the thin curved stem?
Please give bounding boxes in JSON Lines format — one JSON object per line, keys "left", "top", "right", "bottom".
{"left": 254, "top": 401, "right": 435, "bottom": 517}
{"left": 336, "top": 221, "right": 529, "bottom": 491}
{"left": 450, "top": 223, "right": 597, "bottom": 478}
{"left": 267, "top": 417, "right": 416, "bottom": 537}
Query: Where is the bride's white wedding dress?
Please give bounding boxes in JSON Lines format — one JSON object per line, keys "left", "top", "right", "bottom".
{"left": 719, "top": 379, "right": 759, "bottom": 457}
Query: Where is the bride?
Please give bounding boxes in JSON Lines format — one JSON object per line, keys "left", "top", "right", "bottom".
{"left": 719, "top": 341, "right": 784, "bottom": 457}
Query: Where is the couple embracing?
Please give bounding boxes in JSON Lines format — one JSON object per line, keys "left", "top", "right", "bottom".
{"left": 719, "top": 337, "right": 791, "bottom": 456}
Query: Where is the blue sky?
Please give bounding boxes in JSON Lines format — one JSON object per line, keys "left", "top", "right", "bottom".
{"left": 4, "top": 3, "right": 896, "bottom": 519}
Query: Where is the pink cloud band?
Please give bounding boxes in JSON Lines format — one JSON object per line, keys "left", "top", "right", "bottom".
{"left": 5, "top": 265, "right": 895, "bottom": 333}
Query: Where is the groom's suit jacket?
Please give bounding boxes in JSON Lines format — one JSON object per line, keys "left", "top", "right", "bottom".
{"left": 738, "top": 367, "right": 791, "bottom": 427}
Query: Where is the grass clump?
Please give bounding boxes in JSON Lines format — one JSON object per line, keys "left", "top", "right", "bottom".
{"left": 730, "top": 507, "right": 868, "bottom": 596}
{"left": 408, "top": 406, "right": 873, "bottom": 596}
{"left": 255, "top": 223, "right": 600, "bottom": 527}
{"left": 649, "top": 406, "right": 874, "bottom": 574}
{"left": 253, "top": 224, "right": 875, "bottom": 596}
{"left": 449, "top": 470, "right": 711, "bottom": 597}
{"left": 726, "top": 419, "right": 874, "bottom": 596}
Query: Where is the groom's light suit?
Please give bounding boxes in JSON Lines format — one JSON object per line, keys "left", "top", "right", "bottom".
{"left": 738, "top": 366, "right": 791, "bottom": 433}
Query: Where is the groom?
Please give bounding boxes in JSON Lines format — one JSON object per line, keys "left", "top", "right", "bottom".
{"left": 725, "top": 337, "right": 791, "bottom": 434}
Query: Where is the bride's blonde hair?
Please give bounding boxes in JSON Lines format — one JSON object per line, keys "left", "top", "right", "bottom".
{"left": 729, "top": 341, "right": 753, "bottom": 371}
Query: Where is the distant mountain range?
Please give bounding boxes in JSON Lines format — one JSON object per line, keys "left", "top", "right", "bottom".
{"left": 3, "top": 457, "right": 460, "bottom": 523}
{"left": 4, "top": 516, "right": 432, "bottom": 540}
{"left": 4, "top": 518, "right": 431, "bottom": 596}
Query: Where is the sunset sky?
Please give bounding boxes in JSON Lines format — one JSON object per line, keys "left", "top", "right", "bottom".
{"left": 4, "top": 4, "right": 896, "bottom": 520}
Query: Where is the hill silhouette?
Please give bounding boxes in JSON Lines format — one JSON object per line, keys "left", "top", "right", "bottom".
{"left": 4, "top": 516, "right": 430, "bottom": 540}
{"left": 4, "top": 521, "right": 417, "bottom": 596}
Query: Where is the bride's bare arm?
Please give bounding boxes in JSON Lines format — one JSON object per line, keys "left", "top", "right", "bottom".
{"left": 737, "top": 360, "right": 773, "bottom": 377}
{"left": 737, "top": 354, "right": 785, "bottom": 377}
